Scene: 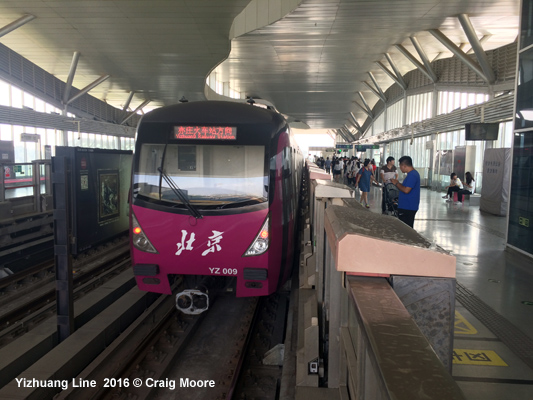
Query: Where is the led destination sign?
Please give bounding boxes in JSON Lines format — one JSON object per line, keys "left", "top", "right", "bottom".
{"left": 174, "top": 126, "right": 237, "bottom": 140}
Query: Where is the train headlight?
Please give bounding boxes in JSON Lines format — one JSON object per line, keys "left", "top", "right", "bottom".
{"left": 244, "top": 216, "right": 269, "bottom": 256}
{"left": 131, "top": 212, "right": 158, "bottom": 253}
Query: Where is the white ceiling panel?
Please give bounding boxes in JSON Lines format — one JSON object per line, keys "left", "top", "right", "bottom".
{"left": 213, "top": 0, "right": 519, "bottom": 128}
{"left": 0, "top": 0, "right": 520, "bottom": 127}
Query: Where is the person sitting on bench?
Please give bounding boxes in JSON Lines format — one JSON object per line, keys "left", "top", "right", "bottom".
{"left": 442, "top": 172, "right": 462, "bottom": 202}
{"left": 457, "top": 171, "right": 475, "bottom": 203}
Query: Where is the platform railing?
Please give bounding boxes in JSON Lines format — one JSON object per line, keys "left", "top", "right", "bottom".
{"left": 0, "top": 160, "right": 52, "bottom": 218}
{"left": 293, "top": 169, "right": 466, "bottom": 399}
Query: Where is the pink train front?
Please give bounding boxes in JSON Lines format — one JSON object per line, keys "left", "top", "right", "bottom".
{"left": 129, "top": 101, "right": 303, "bottom": 313}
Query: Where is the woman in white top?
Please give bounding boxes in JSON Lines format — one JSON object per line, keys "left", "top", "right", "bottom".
{"left": 442, "top": 172, "right": 463, "bottom": 202}
{"left": 457, "top": 171, "right": 475, "bottom": 203}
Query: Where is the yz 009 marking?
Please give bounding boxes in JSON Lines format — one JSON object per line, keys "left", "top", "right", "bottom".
{"left": 209, "top": 267, "right": 238, "bottom": 276}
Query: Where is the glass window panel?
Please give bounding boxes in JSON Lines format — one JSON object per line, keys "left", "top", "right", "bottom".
{"left": 505, "top": 121, "right": 513, "bottom": 147}
{"left": 23, "top": 92, "right": 34, "bottom": 109}
{"left": 70, "top": 131, "right": 81, "bottom": 147}
{"left": 35, "top": 98, "right": 45, "bottom": 113}
{"left": 386, "top": 99, "right": 404, "bottom": 130}
{"left": 0, "top": 124, "right": 12, "bottom": 141}
{"left": 45, "top": 103, "right": 59, "bottom": 114}
{"left": 460, "top": 93, "right": 467, "bottom": 108}
{"left": 0, "top": 81, "right": 10, "bottom": 106}
{"left": 508, "top": 130, "right": 533, "bottom": 253}
{"left": 374, "top": 113, "right": 385, "bottom": 134}
{"left": 447, "top": 92, "right": 454, "bottom": 113}
{"left": 516, "top": 47, "right": 533, "bottom": 129}
{"left": 46, "top": 129, "right": 56, "bottom": 148}
{"left": 11, "top": 87, "right": 23, "bottom": 108}
{"left": 521, "top": 0, "right": 533, "bottom": 49}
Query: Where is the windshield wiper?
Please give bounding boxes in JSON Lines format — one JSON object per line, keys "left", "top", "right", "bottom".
{"left": 157, "top": 167, "right": 202, "bottom": 219}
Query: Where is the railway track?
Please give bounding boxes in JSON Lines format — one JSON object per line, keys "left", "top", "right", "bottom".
{"left": 0, "top": 235, "right": 130, "bottom": 345}
{"left": 0, "top": 242, "right": 295, "bottom": 400}
{"left": 0, "top": 235, "right": 128, "bottom": 301}
{"left": 55, "top": 291, "right": 261, "bottom": 400}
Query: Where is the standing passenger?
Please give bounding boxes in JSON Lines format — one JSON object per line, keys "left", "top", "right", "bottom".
{"left": 390, "top": 156, "right": 420, "bottom": 228}
{"left": 380, "top": 156, "right": 398, "bottom": 214}
{"left": 333, "top": 157, "right": 343, "bottom": 182}
{"left": 371, "top": 159, "right": 377, "bottom": 179}
{"left": 356, "top": 159, "right": 378, "bottom": 208}
{"left": 325, "top": 157, "right": 331, "bottom": 174}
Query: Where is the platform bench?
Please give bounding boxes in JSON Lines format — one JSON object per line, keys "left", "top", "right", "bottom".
{"left": 452, "top": 192, "right": 480, "bottom": 206}
{"left": 464, "top": 193, "right": 481, "bottom": 206}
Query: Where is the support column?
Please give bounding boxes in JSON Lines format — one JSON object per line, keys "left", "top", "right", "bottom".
{"left": 52, "top": 156, "right": 74, "bottom": 342}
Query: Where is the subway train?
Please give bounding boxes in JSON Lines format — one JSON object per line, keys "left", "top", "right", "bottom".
{"left": 130, "top": 100, "right": 304, "bottom": 314}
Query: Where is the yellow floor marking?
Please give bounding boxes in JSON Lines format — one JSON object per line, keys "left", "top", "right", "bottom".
{"left": 452, "top": 349, "right": 508, "bottom": 366}
{"left": 454, "top": 310, "right": 478, "bottom": 335}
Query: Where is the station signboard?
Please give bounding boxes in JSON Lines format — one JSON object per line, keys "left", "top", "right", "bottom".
{"left": 355, "top": 145, "right": 379, "bottom": 151}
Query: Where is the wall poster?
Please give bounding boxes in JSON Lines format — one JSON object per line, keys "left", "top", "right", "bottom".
{"left": 98, "top": 169, "right": 120, "bottom": 224}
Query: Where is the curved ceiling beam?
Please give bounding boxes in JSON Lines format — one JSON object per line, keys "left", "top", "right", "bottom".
{"left": 428, "top": 29, "right": 489, "bottom": 83}
{"left": 458, "top": 14, "right": 496, "bottom": 84}
{"left": 394, "top": 44, "right": 436, "bottom": 83}
{"left": 466, "top": 35, "right": 492, "bottom": 54}
{"left": 0, "top": 14, "right": 36, "bottom": 38}
{"left": 409, "top": 36, "right": 438, "bottom": 83}
{"left": 384, "top": 53, "right": 407, "bottom": 89}
{"left": 367, "top": 71, "right": 387, "bottom": 101}
{"left": 375, "top": 61, "right": 407, "bottom": 90}
{"left": 352, "top": 101, "right": 373, "bottom": 119}
{"left": 336, "top": 128, "right": 351, "bottom": 143}
{"left": 63, "top": 51, "right": 81, "bottom": 106}
{"left": 66, "top": 75, "right": 111, "bottom": 105}
{"left": 121, "top": 99, "right": 151, "bottom": 125}
{"left": 349, "top": 113, "right": 362, "bottom": 130}
{"left": 122, "top": 91, "right": 136, "bottom": 112}
{"left": 342, "top": 126, "right": 356, "bottom": 142}
{"left": 362, "top": 81, "right": 387, "bottom": 102}
{"left": 357, "top": 92, "right": 373, "bottom": 114}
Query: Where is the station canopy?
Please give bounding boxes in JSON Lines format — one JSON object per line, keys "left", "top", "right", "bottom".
{"left": 0, "top": 0, "right": 519, "bottom": 130}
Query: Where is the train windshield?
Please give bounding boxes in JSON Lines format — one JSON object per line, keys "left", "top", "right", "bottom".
{"left": 134, "top": 143, "right": 268, "bottom": 208}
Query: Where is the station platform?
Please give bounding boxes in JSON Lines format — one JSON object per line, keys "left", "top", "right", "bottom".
{"left": 359, "top": 184, "right": 533, "bottom": 400}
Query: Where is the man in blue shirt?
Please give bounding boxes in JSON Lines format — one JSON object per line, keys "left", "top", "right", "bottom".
{"left": 390, "top": 156, "right": 420, "bottom": 228}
